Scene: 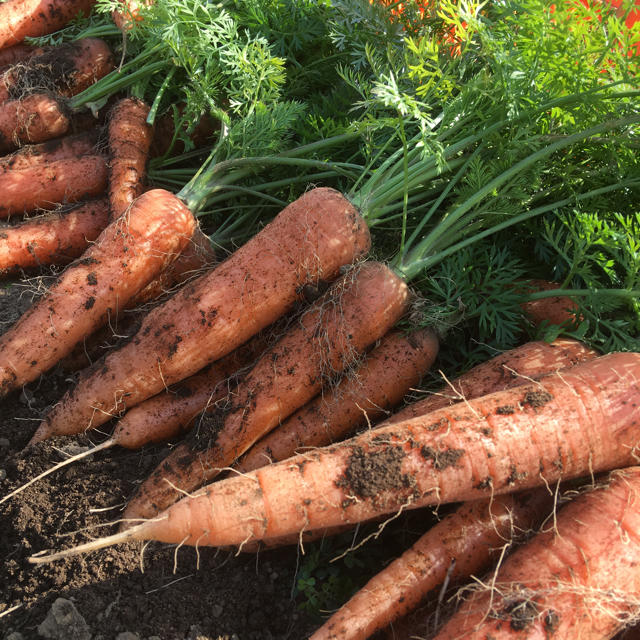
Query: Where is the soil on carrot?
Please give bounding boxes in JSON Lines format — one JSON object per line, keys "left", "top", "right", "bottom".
{"left": 0, "top": 280, "right": 320, "bottom": 640}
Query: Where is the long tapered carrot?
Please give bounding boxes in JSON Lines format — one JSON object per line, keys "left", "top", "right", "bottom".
{"left": 431, "top": 466, "right": 640, "bottom": 639}
{"left": 29, "top": 187, "right": 371, "bottom": 444}
{"left": 0, "top": 188, "right": 195, "bottom": 396}
{"left": 121, "top": 261, "right": 410, "bottom": 522}
{"left": 235, "top": 328, "right": 440, "bottom": 474}
{"left": 0, "top": 38, "right": 114, "bottom": 103}
{"left": 0, "top": 93, "right": 69, "bottom": 152}
{"left": 28, "top": 352, "right": 640, "bottom": 560}
{"left": 383, "top": 338, "right": 600, "bottom": 425}
{"left": 0, "top": 0, "right": 96, "bottom": 50}
{"left": 310, "top": 491, "right": 552, "bottom": 640}
{"left": 0, "top": 198, "right": 109, "bottom": 276}
{"left": 107, "top": 97, "right": 153, "bottom": 220}
{"left": 0, "top": 154, "right": 107, "bottom": 218}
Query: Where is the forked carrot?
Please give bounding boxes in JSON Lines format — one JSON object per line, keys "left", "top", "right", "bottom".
{"left": 30, "top": 187, "right": 371, "bottom": 444}
{"left": 121, "top": 261, "right": 409, "bottom": 522}
{"left": 235, "top": 328, "right": 440, "bottom": 474}
{"left": 431, "top": 467, "right": 640, "bottom": 639}
{"left": 0, "top": 198, "right": 109, "bottom": 276}
{"left": 0, "top": 154, "right": 107, "bottom": 218}
{"left": 0, "top": 188, "right": 196, "bottom": 396}
{"left": 28, "top": 352, "right": 640, "bottom": 560}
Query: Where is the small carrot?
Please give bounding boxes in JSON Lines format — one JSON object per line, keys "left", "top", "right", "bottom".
{"left": 0, "top": 0, "right": 96, "bottom": 50}
{"left": 0, "top": 188, "right": 196, "bottom": 396}
{"left": 27, "top": 351, "right": 639, "bottom": 560}
{"left": 431, "top": 466, "right": 640, "bottom": 639}
{"left": 0, "top": 154, "right": 108, "bottom": 218}
{"left": 30, "top": 187, "right": 371, "bottom": 445}
{"left": 0, "top": 198, "right": 109, "bottom": 276}
{"left": 121, "top": 261, "right": 410, "bottom": 523}
{"left": 235, "top": 328, "right": 440, "bottom": 474}
{"left": 107, "top": 97, "right": 153, "bottom": 220}
{"left": 0, "top": 93, "right": 69, "bottom": 152}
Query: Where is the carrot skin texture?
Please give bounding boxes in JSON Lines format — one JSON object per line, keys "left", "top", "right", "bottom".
{"left": 0, "top": 154, "right": 107, "bottom": 218}
{"left": 123, "top": 261, "right": 409, "bottom": 522}
{"left": 0, "top": 198, "right": 109, "bottom": 275}
{"left": 384, "top": 338, "right": 599, "bottom": 425}
{"left": 236, "top": 328, "right": 439, "bottom": 473}
{"left": 0, "top": 44, "right": 45, "bottom": 72}
{"left": 520, "top": 279, "right": 579, "bottom": 327}
{"left": 0, "top": 0, "right": 96, "bottom": 49}
{"left": 130, "top": 351, "right": 640, "bottom": 548}
{"left": 432, "top": 467, "right": 640, "bottom": 639}
{"left": 34, "top": 187, "right": 371, "bottom": 441}
{"left": 2, "top": 188, "right": 195, "bottom": 399}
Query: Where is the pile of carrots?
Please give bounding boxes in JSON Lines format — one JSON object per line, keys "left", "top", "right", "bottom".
{"left": 1, "top": 2, "right": 640, "bottom": 639}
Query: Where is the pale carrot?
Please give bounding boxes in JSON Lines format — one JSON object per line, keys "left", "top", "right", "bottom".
{"left": 0, "top": 188, "right": 196, "bottom": 396}
{"left": 29, "top": 187, "right": 371, "bottom": 444}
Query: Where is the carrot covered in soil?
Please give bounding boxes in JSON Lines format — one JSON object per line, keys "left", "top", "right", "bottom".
{"left": 235, "top": 328, "right": 440, "bottom": 474}
{"left": 0, "top": 43, "right": 45, "bottom": 72}
{"left": 29, "top": 187, "right": 371, "bottom": 444}
{"left": 29, "top": 351, "right": 640, "bottom": 560}
{"left": 0, "top": 188, "right": 196, "bottom": 396}
{"left": 0, "top": 198, "right": 109, "bottom": 276}
{"left": 431, "top": 466, "right": 640, "bottom": 639}
{"left": 121, "top": 260, "right": 410, "bottom": 522}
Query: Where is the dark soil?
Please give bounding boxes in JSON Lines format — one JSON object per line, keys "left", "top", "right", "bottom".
{"left": 0, "top": 280, "right": 318, "bottom": 640}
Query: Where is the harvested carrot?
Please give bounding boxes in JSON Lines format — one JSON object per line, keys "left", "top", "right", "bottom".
{"left": 431, "top": 467, "right": 640, "bottom": 639}
{"left": 0, "top": 198, "right": 109, "bottom": 276}
{"left": 107, "top": 97, "right": 153, "bottom": 220}
{"left": 236, "top": 328, "right": 440, "bottom": 474}
{"left": 28, "top": 352, "right": 640, "bottom": 560}
{"left": 0, "top": 38, "right": 114, "bottom": 103}
{"left": 520, "top": 279, "right": 579, "bottom": 327}
{"left": 0, "top": 154, "right": 107, "bottom": 218}
{"left": 122, "top": 261, "right": 409, "bottom": 522}
{"left": 383, "top": 338, "right": 599, "bottom": 425}
{"left": 0, "top": 43, "right": 44, "bottom": 72}
{"left": 310, "top": 491, "right": 551, "bottom": 640}
{"left": 30, "top": 187, "right": 371, "bottom": 444}
{"left": 0, "top": 0, "right": 96, "bottom": 50}
{"left": 112, "top": 0, "right": 151, "bottom": 31}
{"left": 0, "top": 188, "right": 196, "bottom": 396}
{"left": 0, "top": 93, "right": 69, "bottom": 152}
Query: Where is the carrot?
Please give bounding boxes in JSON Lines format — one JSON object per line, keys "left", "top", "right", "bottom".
{"left": 107, "top": 97, "right": 153, "bottom": 220}
{"left": 310, "top": 491, "right": 552, "bottom": 640}
{"left": 0, "top": 154, "right": 107, "bottom": 218}
{"left": 0, "top": 43, "right": 45, "bottom": 72}
{"left": 121, "top": 261, "right": 410, "bottom": 522}
{"left": 28, "top": 351, "right": 639, "bottom": 560}
{"left": 0, "top": 93, "right": 69, "bottom": 152}
{"left": 235, "top": 328, "right": 440, "bottom": 474}
{"left": 29, "top": 187, "right": 371, "bottom": 445}
{"left": 0, "top": 38, "right": 114, "bottom": 104}
{"left": 519, "top": 279, "right": 580, "bottom": 327}
{"left": 383, "top": 338, "right": 600, "bottom": 425}
{"left": 112, "top": 0, "right": 151, "bottom": 31}
{"left": 430, "top": 466, "right": 640, "bottom": 639}
{"left": 0, "top": 0, "right": 96, "bottom": 50}
{"left": 0, "top": 188, "right": 196, "bottom": 396}
{"left": 0, "top": 198, "right": 109, "bottom": 276}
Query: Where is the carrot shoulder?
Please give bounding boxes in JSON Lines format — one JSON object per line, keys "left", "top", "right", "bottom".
{"left": 31, "top": 187, "right": 371, "bottom": 443}
{"left": 431, "top": 466, "right": 640, "bottom": 639}
{"left": 0, "top": 188, "right": 195, "bottom": 397}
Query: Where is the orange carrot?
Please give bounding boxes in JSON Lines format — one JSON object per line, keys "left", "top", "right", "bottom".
{"left": 0, "top": 198, "right": 109, "bottom": 276}
{"left": 121, "top": 261, "right": 409, "bottom": 522}
{"left": 0, "top": 43, "right": 45, "bottom": 72}
{"left": 383, "top": 338, "right": 599, "bottom": 425}
{"left": 112, "top": 0, "right": 151, "bottom": 31}
{"left": 0, "top": 93, "right": 69, "bottom": 152}
{"left": 0, "top": 154, "right": 107, "bottom": 218}
{"left": 235, "top": 328, "right": 440, "bottom": 474}
{"left": 0, "top": 0, "right": 96, "bottom": 50}
{"left": 431, "top": 467, "right": 640, "bottom": 639}
{"left": 107, "top": 97, "right": 153, "bottom": 220}
{"left": 0, "top": 188, "right": 196, "bottom": 396}
{"left": 310, "top": 491, "right": 551, "bottom": 640}
{"left": 0, "top": 38, "right": 114, "bottom": 103}
{"left": 28, "top": 352, "right": 640, "bottom": 560}
{"left": 29, "top": 187, "right": 371, "bottom": 444}
{"left": 519, "top": 279, "right": 579, "bottom": 327}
